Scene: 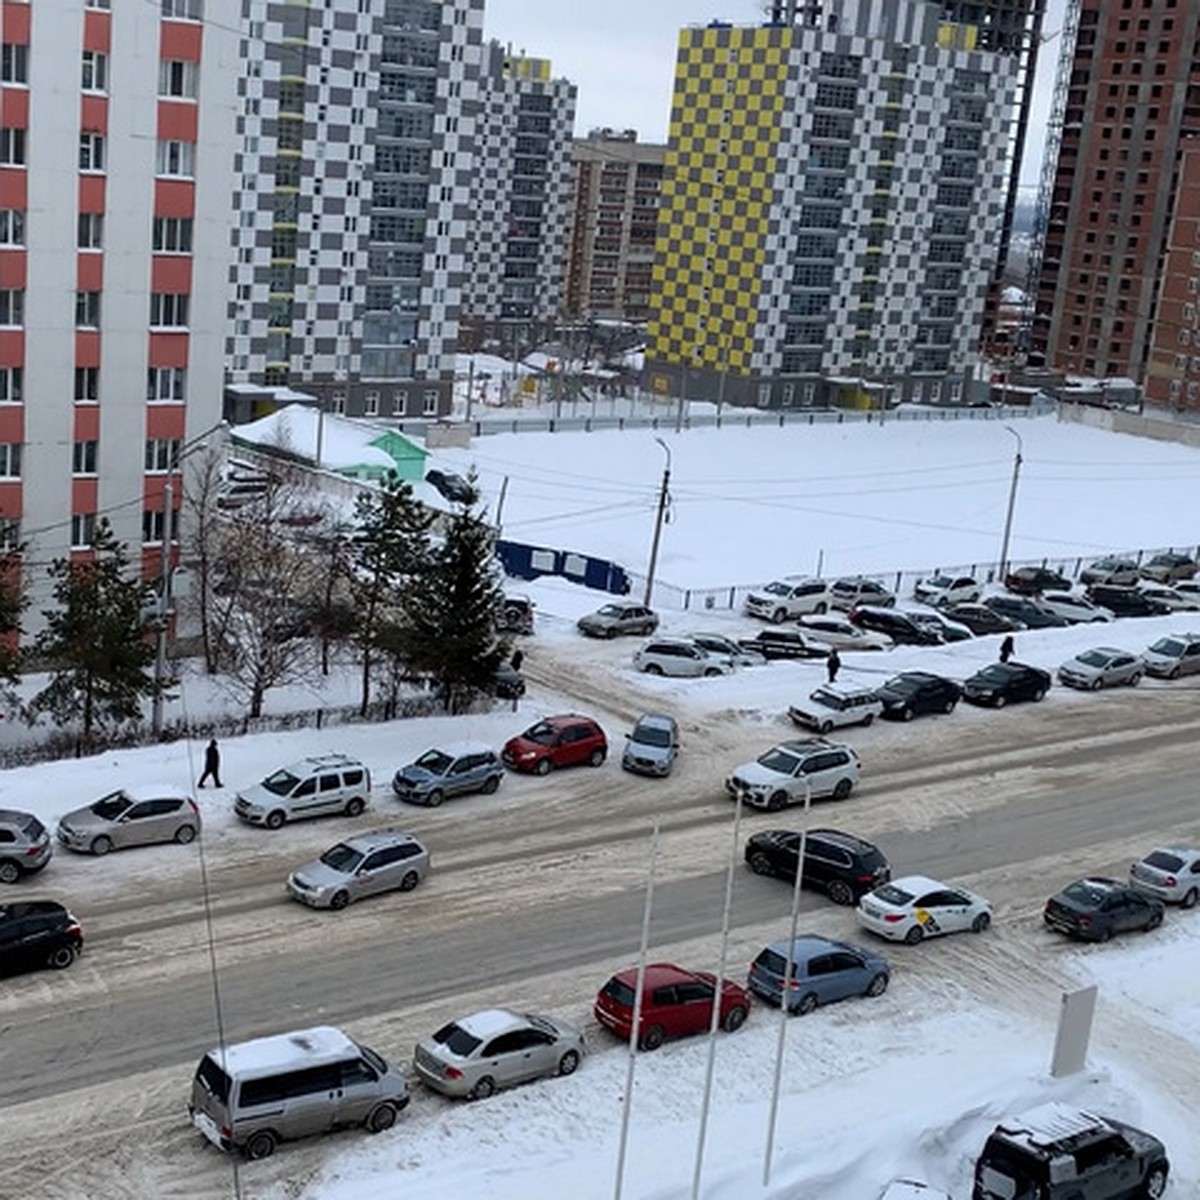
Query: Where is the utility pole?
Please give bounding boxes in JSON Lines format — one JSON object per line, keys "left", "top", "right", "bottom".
{"left": 998, "top": 424, "right": 1023, "bottom": 579}
{"left": 643, "top": 438, "right": 671, "bottom": 606}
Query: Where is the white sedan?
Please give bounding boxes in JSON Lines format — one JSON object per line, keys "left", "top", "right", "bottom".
{"left": 1038, "top": 591, "right": 1113, "bottom": 624}
{"left": 912, "top": 573, "right": 981, "bottom": 608}
{"left": 1137, "top": 581, "right": 1200, "bottom": 612}
{"left": 796, "top": 615, "right": 893, "bottom": 651}
{"left": 856, "top": 874, "right": 992, "bottom": 945}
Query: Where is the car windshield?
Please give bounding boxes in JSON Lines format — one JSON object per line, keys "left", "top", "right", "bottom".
{"left": 1144, "top": 850, "right": 1184, "bottom": 872}
{"left": 871, "top": 883, "right": 915, "bottom": 907}
{"left": 753, "top": 948, "right": 790, "bottom": 977}
{"left": 974, "top": 666, "right": 1010, "bottom": 683}
{"left": 809, "top": 688, "right": 845, "bottom": 710}
{"left": 262, "top": 769, "right": 301, "bottom": 796}
{"left": 414, "top": 749, "right": 453, "bottom": 775}
{"left": 632, "top": 723, "right": 672, "bottom": 748}
{"left": 319, "top": 843, "right": 363, "bottom": 873}
{"left": 927, "top": 575, "right": 954, "bottom": 588}
{"left": 359, "top": 1044, "right": 388, "bottom": 1075}
{"left": 1077, "top": 650, "right": 1112, "bottom": 668}
{"left": 596, "top": 605, "right": 624, "bottom": 618}
{"left": 907, "top": 613, "right": 939, "bottom": 627}
{"left": 757, "top": 747, "right": 802, "bottom": 774}
{"left": 521, "top": 722, "right": 557, "bottom": 745}
{"left": 1149, "top": 638, "right": 1184, "bottom": 657}
{"left": 762, "top": 582, "right": 791, "bottom": 596}
{"left": 19, "top": 814, "right": 46, "bottom": 839}
{"left": 601, "top": 977, "right": 637, "bottom": 1007}
{"left": 431, "top": 1022, "right": 482, "bottom": 1057}
{"left": 90, "top": 791, "right": 132, "bottom": 820}
{"left": 1062, "top": 880, "right": 1108, "bottom": 907}
{"left": 884, "top": 676, "right": 919, "bottom": 695}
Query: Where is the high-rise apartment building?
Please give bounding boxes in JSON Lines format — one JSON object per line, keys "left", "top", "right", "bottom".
{"left": 566, "top": 130, "right": 665, "bottom": 324}
{"left": 0, "top": 0, "right": 238, "bottom": 608}
{"left": 1032, "top": 0, "right": 1200, "bottom": 391}
{"left": 226, "top": 0, "right": 484, "bottom": 421}
{"left": 460, "top": 43, "right": 575, "bottom": 354}
{"left": 645, "top": 0, "right": 1042, "bottom": 409}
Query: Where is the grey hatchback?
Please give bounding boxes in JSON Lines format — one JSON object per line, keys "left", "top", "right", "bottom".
{"left": 0, "top": 810, "right": 53, "bottom": 884}
{"left": 392, "top": 743, "right": 503, "bottom": 806}
{"left": 747, "top": 934, "right": 889, "bottom": 1015}
{"left": 622, "top": 713, "right": 680, "bottom": 777}
{"left": 56, "top": 785, "right": 200, "bottom": 855}
{"left": 286, "top": 829, "right": 429, "bottom": 910}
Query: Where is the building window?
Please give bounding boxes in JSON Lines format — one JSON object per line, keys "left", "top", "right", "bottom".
{"left": 0, "top": 209, "right": 23, "bottom": 245}
{"left": 71, "top": 513, "right": 97, "bottom": 549}
{"left": 77, "top": 212, "right": 103, "bottom": 249}
{"left": 330, "top": 391, "right": 346, "bottom": 415}
{"left": 0, "top": 444, "right": 22, "bottom": 479}
{"left": 0, "top": 128, "right": 26, "bottom": 166}
{"left": 144, "top": 438, "right": 181, "bottom": 472}
{"left": 0, "top": 366, "right": 22, "bottom": 404}
{"left": 422, "top": 389, "right": 438, "bottom": 415}
{"left": 159, "top": 59, "right": 199, "bottom": 99}
{"left": 152, "top": 216, "right": 193, "bottom": 253}
{"left": 162, "top": 0, "right": 203, "bottom": 17}
{"left": 76, "top": 291, "right": 101, "bottom": 327}
{"left": 79, "top": 133, "right": 106, "bottom": 172}
{"left": 147, "top": 366, "right": 186, "bottom": 402}
{"left": 81, "top": 51, "right": 108, "bottom": 92}
{"left": 1, "top": 43, "right": 29, "bottom": 84}
{"left": 364, "top": 390, "right": 379, "bottom": 416}
{"left": 156, "top": 139, "right": 195, "bottom": 177}
{"left": 0, "top": 289, "right": 24, "bottom": 327}
{"left": 142, "top": 508, "right": 169, "bottom": 544}
{"left": 86, "top": 1, "right": 112, "bottom": 8}
{"left": 0, "top": 520, "right": 19, "bottom": 552}
{"left": 72, "top": 440, "right": 98, "bottom": 475}
{"left": 392, "top": 391, "right": 404, "bottom": 415}
{"left": 150, "top": 293, "right": 189, "bottom": 326}
{"left": 74, "top": 366, "right": 99, "bottom": 402}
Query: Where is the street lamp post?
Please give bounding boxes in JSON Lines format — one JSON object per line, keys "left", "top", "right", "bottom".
{"left": 997, "top": 424, "right": 1023, "bottom": 580}
{"left": 643, "top": 437, "right": 671, "bottom": 607}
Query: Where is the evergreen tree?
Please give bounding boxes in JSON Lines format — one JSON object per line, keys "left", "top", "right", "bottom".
{"left": 30, "top": 520, "right": 158, "bottom": 742}
{"left": 0, "top": 550, "right": 27, "bottom": 691}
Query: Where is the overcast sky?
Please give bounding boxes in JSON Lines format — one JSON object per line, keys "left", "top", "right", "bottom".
{"left": 483, "top": 0, "right": 1068, "bottom": 189}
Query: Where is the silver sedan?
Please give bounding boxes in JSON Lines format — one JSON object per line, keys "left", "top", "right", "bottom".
{"left": 1056, "top": 647, "right": 1144, "bottom": 690}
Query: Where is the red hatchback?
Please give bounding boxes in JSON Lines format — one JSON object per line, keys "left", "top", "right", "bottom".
{"left": 594, "top": 962, "right": 751, "bottom": 1050}
{"left": 501, "top": 714, "right": 607, "bottom": 775}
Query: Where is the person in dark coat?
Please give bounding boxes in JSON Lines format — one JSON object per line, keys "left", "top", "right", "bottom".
{"left": 998, "top": 635, "right": 1014, "bottom": 664}
{"left": 198, "top": 738, "right": 222, "bottom": 788}
{"left": 826, "top": 647, "right": 841, "bottom": 684}
{"left": 510, "top": 648, "right": 524, "bottom": 673}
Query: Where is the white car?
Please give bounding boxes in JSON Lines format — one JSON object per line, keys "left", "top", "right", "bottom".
{"left": 687, "top": 631, "right": 766, "bottom": 666}
{"left": 829, "top": 577, "right": 896, "bottom": 612}
{"left": 1136, "top": 581, "right": 1200, "bottom": 611}
{"left": 724, "top": 739, "right": 859, "bottom": 810}
{"left": 796, "top": 615, "right": 893, "bottom": 651}
{"left": 633, "top": 638, "right": 734, "bottom": 678}
{"left": 856, "top": 874, "right": 992, "bottom": 945}
{"left": 879, "top": 1183, "right": 954, "bottom": 1200}
{"left": 1037, "top": 591, "right": 1113, "bottom": 624}
{"left": 788, "top": 686, "right": 883, "bottom": 734}
{"left": 743, "top": 577, "right": 832, "bottom": 623}
{"left": 912, "top": 573, "right": 981, "bottom": 608}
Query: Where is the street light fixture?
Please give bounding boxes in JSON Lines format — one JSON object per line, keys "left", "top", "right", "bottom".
{"left": 997, "top": 424, "right": 1023, "bottom": 581}
{"left": 642, "top": 437, "right": 671, "bottom": 607}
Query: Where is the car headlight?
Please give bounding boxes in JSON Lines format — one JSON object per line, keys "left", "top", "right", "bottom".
{"left": 519, "top": 750, "right": 537, "bottom": 760}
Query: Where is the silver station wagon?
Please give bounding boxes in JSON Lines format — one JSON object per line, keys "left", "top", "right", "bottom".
{"left": 286, "top": 829, "right": 429, "bottom": 910}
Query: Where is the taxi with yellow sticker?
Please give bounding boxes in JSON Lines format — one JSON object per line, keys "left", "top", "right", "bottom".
{"left": 855, "top": 874, "right": 992, "bottom": 945}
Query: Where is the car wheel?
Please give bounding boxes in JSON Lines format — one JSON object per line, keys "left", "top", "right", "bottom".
{"left": 481, "top": 775, "right": 500, "bottom": 795}
{"left": 47, "top": 943, "right": 77, "bottom": 970}
{"left": 795, "top": 992, "right": 818, "bottom": 1016}
{"left": 399, "top": 870, "right": 420, "bottom": 893}
{"left": 645, "top": 664, "right": 663, "bottom": 676}
{"left": 639, "top": 1025, "right": 665, "bottom": 1051}
{"left": 1145, "top": 909, "right": 1163, "bottom": 932}
{"left": 748, "top": 851, "right": 775, "bottom": 877}
{"left": 770, "top": 608, "right": 787, "bottom": 624}
{"left": 818, "top": 719, "right": 834, "bottom": 735}
{"left": 861, "top": 712, "right": 874, "bottom": 727}
{"left": 704, "top": 667, "right": 722, "bottom": 678}
{"left": 827, "top": 880, "right": 854, "bottom": 906}
{"left": 832, "top": 778, "right": 852, "bottom": 801}
{"left": 1181, "top": 887, "right": 1199, "bottom": 909}
{"left": 425, "top": 789, "right": 444, "bottom": 808}
{"left": 366, "top": 1102, "right": 396, "bottom": 1133}
{"left": 1169, "top": 666, "right": 1182, "bottom": 680}
{"left": 174, "top": 824, "right": 197, "bottom": 845}
{"left": 900, "top": 706, "right": 914, "bottom": 722}
{"left": 941, "top": 697, "right": 957, "bottom": 714}
{"left": 1032, "top": 687, "right": 1046, "bottom": 702}
{"left": 904, "top": 924, "right": 925, "bottom": 946}
{"left": 1129, "top": 672, "right": 1142, "bottom": 687}
{"left": 814, "top": 602, "right": 827, "bottom": 615}
{"left": 557, "top": 1050, "right": 581, "bottom": 1077}
{"left": 1097, "top": 927, "right": 1112, "bottom": 943}
{"left": 265, "top": 810, "right": 286, "bottom": 830}
{"left": 329, "top": 890, "right": 350, "bottom": 911}
{"left": 1089, "top": 677, "right": 1103, "bottom": 691}
{"left": 766, "top": 790, "right": 788, "bottom": 812}
{"left": 972, "top": 912, "right": 991, "bottom": 933}
{"left": 722, "top": 1005, "right": 748, "bottom": 1033}
{"left": 865, "top": 972, "right": 889, "bottom": 998}
{"left": 1144, "top": 1163, "right": 1169, "bottom": 1199}
{"left": 0, "top": 860, "right": 21, "bottom": 885}
{"left": 90, "top": 835, "right": 112, "bottom": 856}
{"left": 534, "top": 757, "right": 552, "bottom": 776}
{"left": 244, "top": 1131, "right": 276, "bottom": 1161}
{"left": 344, "top": 797, "right": 365, "bottom": 818}
{"left": 993, "top": 694, "right": 1007, "bottom": 709}
{"left": 605, "top": 627, "right": 618, "bottom": 639}
{"left": 588, "top": 747, "right": 606, "bottom": 767}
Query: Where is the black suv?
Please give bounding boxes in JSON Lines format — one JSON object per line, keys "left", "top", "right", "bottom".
{"left": 1043, "top": 877, "right": 1164, "bottom": 942}
{"left": 875, "top": 672, "right": 961, "bottom": 720}
{"left": 0, "top": 901, "right": 83, "bottom": 975}
{"left": 744, "top": 827, "right": 891, "bottom": 905}
{"left": 1084, "top": 584, "right": 1172, "bottom": 618}
{"left": 983, "top": 595, "right": 1069, "bottom": 629}
{"left": 736, "top": 629, "right": 823, "bottom": 660}
{"left": 847, "top": 606, "right": 941, "bottom": 646}
{"left": 974, "top": 1103, "right": 1168, "bottom": 1200}
{"left": 1004, "top": 565, "right": 1073, "bottom": 595}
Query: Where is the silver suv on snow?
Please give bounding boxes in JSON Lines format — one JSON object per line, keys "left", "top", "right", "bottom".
{"left": 0, "top": 810, "right": 52, "bottom": 883}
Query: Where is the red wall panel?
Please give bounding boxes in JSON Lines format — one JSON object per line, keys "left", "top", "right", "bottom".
{"left": 160, "top": 22, "right": 203, "bottom": 61}
{"left": 156, "top": 102, "right": 198, "bottom": 143}
{"left": 78, "top": 175, "right": 106, "bottom": 213}
{"left": 147, "top": 332, "right": 188, "bottom": 367}
{"left": 146, "top": 405, "right": 185, "bottom": 440}
{"left": 154, "top": 179, "right": 195, "bottom": 218}
{"left": 0, "top": 88, "right": 29, "bottom": 126}
{"left": 83, "top": 9, "right": 111, "bottom": 52}
{"left": 80, "top": 94, "right": 107, "bottom": 134}
{"left": 1, "top": 3, "right": 31, "bottom": 41}
{"left": 150, "top": 256, "right": 192, "bottom": 293}
{"left": 75, "top": 331, "right": 101, "bottom": 368}
{"left": 76, "top": 254, "right": 103, "bottom": 292}
{"left": 0, "top": 251, "right": 24, "bottom": 289}
{"left": 73, "top": 406, "right": 100, "bottom": 441}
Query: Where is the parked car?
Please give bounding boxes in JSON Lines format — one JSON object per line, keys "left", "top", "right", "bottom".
{"left": 1056, "top": 647, "right": 1144, "bottom": 690}
{"left": 1136, "top": 580, "right": 1200, "bottom": 611}
{"left": 1037, "top": 591, "right": 1114, "bottom": 624}
{"left": 576, "top": 601, "right": 658, "bottom": 639}
{"left": 1003, "top": 565, "right": 1073, "bottom": 595}
{"left": 235, "top": 755, "right": 371, "bottom": 829}
{"left": 501, "top": 714, "right": 607, "bottom": 774}
{"left": 881, "top": 1182, "right": 952, "bottom": 1200}
{"left": 1080, "top": 556, "right": 1141, "bottom": 587}
{"left": 983, "top": 594, "right": 1069, "bottom": 629}
{"left": 687, "top": 631, "right": 766, "bottom": 666}
{"left": 904, "top": 609, "right": 973, "bottom": 643}
{"left": 633, "top": 637, "right": 733, "bottom": 678}
{"left": 830, "top": 577, "right": 896, "bottom": 611}
{"left": 425, "top": 468, "right": 476, "bottom": 504}
{"left": 874, "top": 672, "right": 961, "bottom": 721}
{"left": 743, "top": 826, "right": 891, "bottom": 905}
{"left": 391, "top": 743, "right": 503, "bottom": 806}
{"left": 1142, "top": 631, "right": 1200, "bottom": 679}
{"left": 0, "top": 900, "right": 83, "bottom": 974}
{"left": 0, "top": 810, "right": 52, "bottom": 884}
{"left": 973, "top": 1103, "right": 1169, "bottom": 1200}
{"left": 788, "top": 685, "right": 883, "bottom": 734}
{"left": 1043, "top": 877, "right": 1164, "bottom": 942}
{"left": 593, "top": 962, "right": 750, "bottom": 1050}
{"left": 848, "top": 606, "right": 942, "bottom": 646}
{"left": 286, "top": 829, "right": 430, "bottom": 910}
{"left": 495, "top": 593, "right": 535, "bottom": 634}
{"left": 622, "top": 713, "right": 680, "bottom": 777}
{"left": 743, "top": 577, "right": 831, "bottom": 623}
{"left": 962, "top": 662, "right": 1051, "bottom": 707}
{"left": 412, "top": 1009, "right": 584, "bottom": 1100}
{"left": 1083, "top": 584, "right": 1172, "bottom": 618}
{"left": 796, "top": 615, "right": 893, "bottom": 651}
{"left": 724, "top": 739, "right": 859, "bottom": 810}
{"left": 856, "top": 874, "right": 992, "bottom": 944}
{"left": 912, "top": 573, "right": 981, "bottom": 608}
{"left": 747, "top": 934, "right": 889, "bottom": 1014}
{"left": 56, "top": 785, "right": 200, "bottom": 855}
{"left": 942, "top": 602, "right": 1025, "bottom": 636}
{"left": 492, "top": 661, "right": 526, "bottom": 699}
{"left": 736, "top": 628, "right": 824, "bottom": 660}
{"left": 1130, "top": 845, "right": 1200, "bottom": 908}
{"left": 1169, "top": 579, "right": 1200, "bottom": 603}
{"left": 1140, "top": 551, "right": 1199, "bottom": 583}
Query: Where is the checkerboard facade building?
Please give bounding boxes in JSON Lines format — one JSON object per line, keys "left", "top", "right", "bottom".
{"left": 645, "top": 0, "right": 1041, "bottom": 409}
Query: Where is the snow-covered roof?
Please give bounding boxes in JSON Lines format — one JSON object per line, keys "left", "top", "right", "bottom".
{"left": 231, "top": 405, "right": 398, "bottom": 472}
{"left": 457, "top": 1008, "right": 522, "bottom": 1039}
{"left": 225, "top": 383, "right": 317, "bottom": 403}
{"left": 210, "top": 1026, "right": 357, "bottom": 1077}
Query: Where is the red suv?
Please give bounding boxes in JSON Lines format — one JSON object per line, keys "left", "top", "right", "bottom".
{"left": 502, "top": 714, "right": 607, "bottom": 775}
{"left": 594, "top": 962, "right": 751, "bottom": 1050}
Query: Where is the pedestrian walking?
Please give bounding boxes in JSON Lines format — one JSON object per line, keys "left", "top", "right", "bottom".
{"left": 826, "top": 647, "right": 841, "bottom": 684}
{"left": 198, "top": 738, "right": 223, "bottom": 789}
{"left": 998, "top": 635, "right": 1014, "bottom": 664}
{"left": 510, "top": 648, "right": 524, "bottom": 673}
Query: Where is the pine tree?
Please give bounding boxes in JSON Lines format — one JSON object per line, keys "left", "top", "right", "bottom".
{"left": 0, "top": 550, "right": 27, "bottom": 691}
{"left": 31, "top": 519, "right": 158, "bottom": 742}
